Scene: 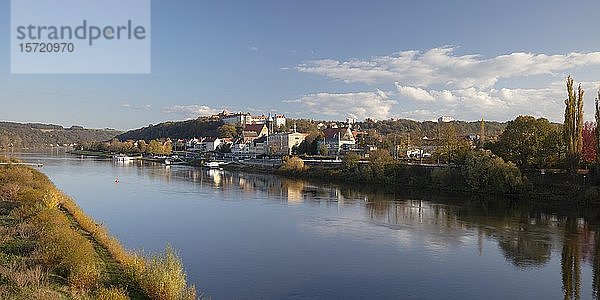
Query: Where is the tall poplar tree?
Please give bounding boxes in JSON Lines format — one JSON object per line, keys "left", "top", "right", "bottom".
{"left": 564, "top": 76, "right": 584, "bottom": 172}
{"left": 596, "top": 89, "right": 600, "bottom": 164}
{"left": 479, "top": 118, "right": 486, "bottom": 147}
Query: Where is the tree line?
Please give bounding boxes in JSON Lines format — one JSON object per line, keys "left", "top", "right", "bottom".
{"left": 80, "top": 139, "right": 172, "bottom": 155}
{"left": 487, "top": 76, "right": 600, "bottom": 173}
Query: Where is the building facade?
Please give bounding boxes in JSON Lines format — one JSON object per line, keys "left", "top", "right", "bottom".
{"left": 319, "top": 127, "right": 356, "bottom": 156}
{"left": 267, "top": 132, "right": 307, "bottom": 155}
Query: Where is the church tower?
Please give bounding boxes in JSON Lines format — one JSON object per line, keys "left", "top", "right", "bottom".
{"left": 266, "top": 113, "right": 274, "bottom": 134}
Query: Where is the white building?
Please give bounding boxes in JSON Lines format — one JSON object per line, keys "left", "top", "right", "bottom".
{"left": 221, "top": 112, "right": 286, "bottom": 128}
{"left": 222, "top": 113, "right": 251, "bottom": 125}
{"left": 275, "top": 115, "right": 286, "bottom": 128}
{"left": 192, "top": 137, "right": 222, "bottom": 152}
{"left": 267, "top": 132, "right": 307, "bottom": 155}
{"left": 204, "top": 137, "right": 222, "bottom": 152}
{"left": 185, "top": 138, "right": 201, "bottom": 149}
{"left": 438, "top": 116, "right": 454, "bottom": 123}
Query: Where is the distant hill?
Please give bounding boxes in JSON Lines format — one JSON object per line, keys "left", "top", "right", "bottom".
{"left": 0, "top": 122, "right": 121, "bottom": 148}
{"left": 116, "top": 117, "right": 222, "bottom": 141}
{"left": 117, "top": 116, "right": 508, "bottom": 142}
{"left": 356, "top": 119, "right": 507, "bottom": 139}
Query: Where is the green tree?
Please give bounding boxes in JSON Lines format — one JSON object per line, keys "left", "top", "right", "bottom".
{"left": 218, "top": 124, "right": 238, "bottom": 138}
{"left": 564, "top": 76, "right": 584, "bottom": 172}
{"left": 460, "top": 151, "right": 526, "bottom": 193}
{"left": 342, "top": 152, "right": 361, "bottom": 170}
{"left": 368, "top": 149, "right": 393, "bottom": 179}
{"left": 490, "top": 116, "right": 561, "bottom": 169}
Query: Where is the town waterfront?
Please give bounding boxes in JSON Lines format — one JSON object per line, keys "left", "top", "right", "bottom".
{"left": 13, "top": 150, "right": 600, "bottom": 299}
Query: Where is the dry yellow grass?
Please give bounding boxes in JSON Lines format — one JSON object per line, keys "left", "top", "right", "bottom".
{"left": 96, "top": 286, "right": 130, "bottom": 300}
{"left": 0, "top": 162, "right": 199, "bottom": 300}
{"left": 139, "top": 246, "right": 196, "bottom": 300}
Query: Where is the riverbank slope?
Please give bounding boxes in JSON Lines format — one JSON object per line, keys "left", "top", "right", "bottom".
{"left": 0, "top": 158, "right": 197, "bottom": 299}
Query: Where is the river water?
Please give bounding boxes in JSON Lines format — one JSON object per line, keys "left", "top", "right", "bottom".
{"left": 12, "top": 150, "right": 600, "bottom": 299}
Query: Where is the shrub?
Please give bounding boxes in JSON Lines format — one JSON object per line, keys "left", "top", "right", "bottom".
{"left": 0, "top": 182, "right": 21, "bottom": 201}
{"left": 41, "top": 190, "right": 61, "bottom": 209}
{"left": 461, "top": 151, "right": 527, "bottom": 193}
{"left": 0, "top": 261, "right": 46, "bottom": 288}
{"left": 140, "top": 246, "right": 196, "bottom": 300}
{"left": 280, "top": 156, "right": 306, "bottom": 172}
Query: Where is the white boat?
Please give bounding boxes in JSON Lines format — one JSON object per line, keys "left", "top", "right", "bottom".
{"left": 113, "top": 155, "right": 135, "bottom": 163}
{"left": 204, "top": 161, "right": 221, "bottom": 169}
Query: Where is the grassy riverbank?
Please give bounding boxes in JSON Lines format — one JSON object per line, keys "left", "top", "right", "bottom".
{"left": 0, "top": 157, "right": 197, "bottom": 299}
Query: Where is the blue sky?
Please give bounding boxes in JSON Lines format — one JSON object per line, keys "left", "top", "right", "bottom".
{"left": 3, "top": 0, "right": 600, "bottom": 130}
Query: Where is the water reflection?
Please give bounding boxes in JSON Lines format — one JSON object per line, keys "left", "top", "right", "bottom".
{"left": 183, "top": 169, "right": 600, "bottom": 300}
{"left": 134, "top": 166, "right": 598, "bottom": 291}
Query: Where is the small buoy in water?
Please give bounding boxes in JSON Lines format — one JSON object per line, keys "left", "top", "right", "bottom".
{"left": 115, "top": 177, "right": 119, "bottom": 183}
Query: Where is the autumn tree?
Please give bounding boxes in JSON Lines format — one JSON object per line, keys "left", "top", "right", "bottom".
{"left": 582, "top": 122, "right": 597, "bottom": 163}
{"left": 478, "top": 118, "right": 486, "bottom": 148}
{"left": 564, "top": 76, "right": 584, "bottom": 172}
{"left": 147, "top": 140, "right": 161, "bottom": 154}
{"left": 138, "top": 140, "right": 148, "bottom": 153}
{"left": 437, "top": 123, "right": 468, "bottom": 163}
{"left": 163, "top": 140, "right": 173, "bottom": 155}
{"left": 280, "top": 156, "right": 306, "bottom": 172}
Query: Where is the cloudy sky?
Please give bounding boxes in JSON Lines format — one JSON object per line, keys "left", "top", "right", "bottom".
{"left": 3, "top": 0, "right": 600, "bottom": 129}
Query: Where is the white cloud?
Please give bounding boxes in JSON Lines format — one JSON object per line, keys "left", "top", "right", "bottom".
{"left": 249, "top": 46, "right": 259, "bottom": 51}
{"left": 161, "top": 105, "right": 220, "bottom": 119}
{"left": 297, "top": 47, "right": 600, "bottom": 89}
{"left": 121, "top": 103, "right": 152, "bottom": 110}
{"left": 392, "top": 82, "right": 600, "bottom": 122}
{"left": 293, "top": 47, "right": 600, "bottom": 122}
{"left": 284, "top": 90, "right": 397, "bottom": 120}
{"left": 396, "top": 85, "right": 434, "bottom": 102}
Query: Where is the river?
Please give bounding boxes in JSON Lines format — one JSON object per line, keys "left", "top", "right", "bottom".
{"left": 11, "top": 150, "right": 600, "bottom": 299}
